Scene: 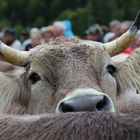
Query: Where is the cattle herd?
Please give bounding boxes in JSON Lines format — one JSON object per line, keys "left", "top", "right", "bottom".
{"left": 0, "top": 10, "right": 140, "bottom": 140}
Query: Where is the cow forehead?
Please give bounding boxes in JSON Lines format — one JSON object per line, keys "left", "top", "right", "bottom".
{"left": 29, "top": 37, "right": 105, "bottom": 61}
{"left": 29, "top": 46, "right": 109, "bottom": 70}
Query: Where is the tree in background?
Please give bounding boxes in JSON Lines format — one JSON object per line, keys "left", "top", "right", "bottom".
{"left": 0, "top": 0, "right": 139, "bottom": 37}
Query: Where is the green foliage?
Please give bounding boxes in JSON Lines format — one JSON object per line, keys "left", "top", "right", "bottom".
{"left": 32, "top": 17, "right": 45, "bottom": 27}
{"left": 14, "top": 24, "right": 25, "bottom": 38}
{"left": 49, "top": 0, "right": 86, "bottom": 25}
{"left": 57, "top": 7, "right": 88, "bottom": 37}
{"left": 0, "top": 19, "right": 11, "bottom": 30}
{"left": 87, "top": 0, "right": 118, "bottom": 24}
{"left": 0, "top": 0, "right": 139, "bottom": 37}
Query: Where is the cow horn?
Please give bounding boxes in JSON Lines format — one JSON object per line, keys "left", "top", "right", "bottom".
{"left": 103, "top": 10, "right": 140, "bottom": 57}
{"left": 0, "top": 41, "right": 29, "bottom": 66}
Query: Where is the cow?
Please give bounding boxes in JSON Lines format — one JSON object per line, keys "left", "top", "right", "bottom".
{"left": 0, "top": 59, "right": 16, "bottom": 72}
{"left": 115, "top": 48, "right": 140, "bottom": 114}
{"left": 0, "top": 56, "right": 23, "bottom": 73}
{"left": 0, "top": 10, "right": 140, "bottom": 115}
{"left": 0, "top": 112, "right": 139, "bottom": 140}
{"left": 0, "top": 70, "right": 30, "bottom": 114}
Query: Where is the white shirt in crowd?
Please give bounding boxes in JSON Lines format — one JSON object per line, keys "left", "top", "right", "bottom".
{"left": 11, "top": 40, "right": 23, "bottom": 51}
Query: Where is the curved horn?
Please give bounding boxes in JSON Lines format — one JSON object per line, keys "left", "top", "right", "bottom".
{"left": 104, "top": 10, "right": 140, "bottom": 57}
{"left": 0, "top": 41, "right": 29, "bottom": 66}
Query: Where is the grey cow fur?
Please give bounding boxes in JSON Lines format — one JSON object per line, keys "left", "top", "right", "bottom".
{"left": 0, "top": 112, "right": 140, "bottom": 140}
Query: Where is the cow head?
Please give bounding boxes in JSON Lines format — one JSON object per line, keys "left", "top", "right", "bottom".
{"left": 0, "top": 10, "right": 140, "bottom": 114}
{"left": 27, "top": 41, "right": 117, "bottom": 113}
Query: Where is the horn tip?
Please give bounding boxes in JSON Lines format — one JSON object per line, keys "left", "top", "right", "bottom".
{"left": 129, "top": 10, "right": 140, "bottom": 33}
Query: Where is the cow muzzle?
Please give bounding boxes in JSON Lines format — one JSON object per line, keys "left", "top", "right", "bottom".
{"left": 56, "top": 88, "right": 115, "bottom": 113}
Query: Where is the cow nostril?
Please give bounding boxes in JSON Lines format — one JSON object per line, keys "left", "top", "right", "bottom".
{"left": 56, "top": 93, "right": 115, "bottom": 113}
{"left": 59, "top": 102, "right": 74, "bottom": 113}
{"left": 96, "top": 96, "right": 107, "bottom": 111}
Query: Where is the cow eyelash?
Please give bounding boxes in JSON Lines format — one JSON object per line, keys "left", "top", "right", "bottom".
{"left": 29, "top": 72, "right": 41, "bottom": 84}
{"left": 106, "top": 64, "right": 116, "bottom": 76}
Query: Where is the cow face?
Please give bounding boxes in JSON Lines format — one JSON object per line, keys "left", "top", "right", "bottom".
{"left": 26, "top": 38, "right": 117, "bottom": 113}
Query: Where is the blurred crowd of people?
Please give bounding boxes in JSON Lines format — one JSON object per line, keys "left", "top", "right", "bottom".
{"left": 0, "top": 19, "right": 74, "bottom": 51}
{"left": 85, "top": 20, "right": 140, "bottom": 54}
{"left": 0, "top": 19, "right": 140, "bottom": 55}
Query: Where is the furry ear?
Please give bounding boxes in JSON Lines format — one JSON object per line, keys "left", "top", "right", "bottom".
{"left": 116, "top": 47, "right": 140, "bottom": 93}
{"left": 0, "top": 59, "right": 16, "bottom": 72}
{"left": 112, "top": 46, "right": 140, "bottom": 65}
{"left": 129, "top": 47, "right": 140, "bottom": 63}
{"left": 0, "top": 70, "right": 31, "bottom": 114}
{"left": 111, "top": 53, "right": 129, "bottom": 64}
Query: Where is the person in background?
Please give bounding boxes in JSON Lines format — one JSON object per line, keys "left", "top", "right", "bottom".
{"left": 21, "top": 31, "right": 31, "bottom": 51}
{"left": 52, "top": 21, "right": 65, "bottom": 37}
{"left": 62, "top": 20, "right": 74, "bottom": 38}
{"left": 40, "top": 26, "right": 54, "bottom": 43}
{"left": 101, "top": 25, "right": 110, "bottom": 37}
{"left": 121, "top": 21, "right": 133, "bottom": 34}
{"left": 2, "top": 28, "right": 22, "bottom": 50}
{"left": 30, "top": 28, "right": 42, "bottom": 46}
{"left": 24, "top": 28, "right": 42, "bottom": 51}
{"left": 103, "top": 20, "right": 122, "bottom": 43}
{"left": 85, "top": 24, "right": 103, "bottom": 42}
{"left": 20, "top": 31, "right": 30, "bottom": 44}
{"left": 135, "top": 30, "right": 140, "bottom": 48}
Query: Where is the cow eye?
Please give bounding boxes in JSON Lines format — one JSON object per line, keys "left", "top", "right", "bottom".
{"left": 107, "top": 64, "right": 116, "bottom": 76}
{"left": 29, "top": 72, "right": 41, "bottom": 84}
{"left": 136, "top": 89, "right": 139, "bottom": 94}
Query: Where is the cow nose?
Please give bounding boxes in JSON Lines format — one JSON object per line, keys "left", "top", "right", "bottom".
{"left": 58, "top": 94, "right": 113, "bottom": 113}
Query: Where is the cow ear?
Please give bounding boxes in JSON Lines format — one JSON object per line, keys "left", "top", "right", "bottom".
{"left": 111, "top": 53, "right": 129, "bottom": 64}
{"left": 127, "top": 48, "right": 140, "bottom": 64}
